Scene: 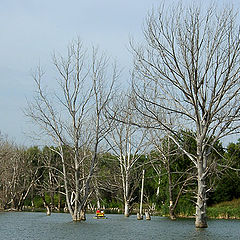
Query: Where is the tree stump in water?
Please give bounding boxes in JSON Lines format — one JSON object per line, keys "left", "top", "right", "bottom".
{"left": 137, "top": 213, "right": 143, "bottom": 220}
{"left": 145, "top": 211, "right": 151, "bottom": 220}
{"left": 46, "top": 206, "right": 51, "bottom": 216}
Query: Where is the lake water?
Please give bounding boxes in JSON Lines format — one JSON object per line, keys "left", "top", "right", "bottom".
{"left": 0, "top": 212, "right": 239, "bottom": 240}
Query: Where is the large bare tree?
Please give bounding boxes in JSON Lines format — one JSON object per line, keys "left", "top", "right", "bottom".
{"left": 131, "top": 3, "right": 240, "bottom": 228}
{"left": 26, "top": 39, "right": 118, "bottom": 221}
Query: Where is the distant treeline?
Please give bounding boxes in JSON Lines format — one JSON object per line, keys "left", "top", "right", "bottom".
{"left": 0, "top": 132, "right": 239, "bottom": 218}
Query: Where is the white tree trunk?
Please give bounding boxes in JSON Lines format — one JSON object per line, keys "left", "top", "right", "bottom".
{"left": 156, "top": 178, "right": 160, "bottom": 197}
{"left": 124, "top": 172, "right": 130, "bottom": 217}
{"left": 195, "top": 149, "right": 208, "bottom": 228}
{"left": 46, "top": 205, "right": 51, "bottom": 216}
{"left": 139, "top": 169, "right": 145, "bottom": 217}
{"left": 124, "top": 200, "right": 130, "bottom": 217}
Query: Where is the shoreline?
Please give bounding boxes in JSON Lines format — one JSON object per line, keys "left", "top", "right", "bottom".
{"left": 1, "top": 208, "right": 240, "bottom": 220}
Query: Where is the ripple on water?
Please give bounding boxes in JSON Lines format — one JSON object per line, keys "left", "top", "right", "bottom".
{"left": 0, "top": 212, "right": 239, "bottom": 240}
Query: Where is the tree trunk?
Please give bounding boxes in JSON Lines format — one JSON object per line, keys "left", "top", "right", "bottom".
{"left": 123, "top": 167, "right": 130, "bottom": 217}
{"left": 94, "top": 180, "right": 101, "bottom": 209}
{"left": 137, "top": 212, "right": 143, "bottom": 220}
{"left": 167, "top": 153, "right": 176, "bottom": 219}
{"left": 31, "top": 185, "right": 35, "bottom": 211}
{"left": 124, "top": 200, "right": 130, "bottom": 217}
{"left": 169, "top": 202, "right": 176, "bottom": 220}
{"left": 139, "top": 169, "right": 145, "bottom": 218}
{"left": 42, "top": 195, "right": 51, "bottom": 216}
{"left": 72, "top": 209, "right": 86, "bottom": 221}
{"left": 74, "top": 169, "right": 80, "bottom": 221}
{"left": 72, "top": 211, "right": 80, "bottom": 221}
{"left": 80, "top": 209, "right": 86, "bottom": 221}
{"left": 156, "top": 178, "right": 160, "bottom": 197}
{"left": 195, "top": 178, "right": 207, "bottom": 227}
{"left": 145, "top": 211, "right": 151, "bottom": 220}
{"left": 97, "top": 199, "right": 101, "bottom": 210}
{"left": 46, "top": 205, "right": 51, "bottom": 216}
{"left": 195, "top": 153, "right": 208, "bottom": 228}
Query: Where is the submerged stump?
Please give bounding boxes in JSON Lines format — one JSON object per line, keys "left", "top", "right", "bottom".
{"left": 137, "top": 213, "right": 143, "bottom": 220}
{"left": 46, "top": 207, "right": 51, "bottom": 216}
{"left": 145, "top": 211, "right": 151, "bottom": 220}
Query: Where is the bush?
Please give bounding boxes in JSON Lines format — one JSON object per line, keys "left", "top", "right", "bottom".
{"left": 207, "top": 199, "right": 240, "bottom": 219}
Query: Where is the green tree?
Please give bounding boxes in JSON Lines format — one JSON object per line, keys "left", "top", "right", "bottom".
{"left": 208, "top": 140, "right": 240, "bottom": 204}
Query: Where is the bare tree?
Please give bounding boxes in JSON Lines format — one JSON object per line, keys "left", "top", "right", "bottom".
{"left": 106, "top": 94, "right": 149, "bottom": 217}
{"left": 0, "top": 139, "right": 39, "bottom": 211}
{"left": 26, "top": 39, "right": 118, "bottom": 221}
{"left": 131, "top": 3, "right": 240, "bottom": 228}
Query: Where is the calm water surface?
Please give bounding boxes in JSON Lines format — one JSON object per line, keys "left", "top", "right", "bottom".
{"left": 0, "top": 212, "right": 239, "bottom": 240}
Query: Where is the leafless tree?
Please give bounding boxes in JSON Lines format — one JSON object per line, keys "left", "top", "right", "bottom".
{"left": 106, "top": 94, "right": 149, "bottom": 217}
{"left": 0, "top": 138, "right": 39, "bottom": 211}
{"left": 131, "top": 3, "right": 240, "bottom": 228}
{"left": 26, "top": 39, "right": 118, "bottom": 221}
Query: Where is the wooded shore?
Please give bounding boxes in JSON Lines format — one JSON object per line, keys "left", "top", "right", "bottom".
{"left": 2, "top": 198, "right": 240, "bottom": 220}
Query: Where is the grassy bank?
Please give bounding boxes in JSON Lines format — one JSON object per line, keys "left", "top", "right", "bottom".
{"left": 207, "top": 198, "right": 240, "bottom": 219}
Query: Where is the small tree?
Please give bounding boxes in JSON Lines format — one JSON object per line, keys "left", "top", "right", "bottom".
{"left": 106, "top": 94, "right": 149, "bottom": 217}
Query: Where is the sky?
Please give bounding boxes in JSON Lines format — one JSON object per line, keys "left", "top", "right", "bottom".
{"left": 0, "top": 0, "right": 239, "bottom": 146}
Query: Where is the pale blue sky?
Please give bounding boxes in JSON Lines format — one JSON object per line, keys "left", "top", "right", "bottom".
{"left": 0, "top": 0, "right": 239, "bottom": 146}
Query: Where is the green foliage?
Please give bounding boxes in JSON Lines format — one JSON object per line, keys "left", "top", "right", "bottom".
{"left": 208, "top": 140, "right": 240, "bottom": 205}
{"left": 174, "top": 197, "right": 195, "bottom": 216}
{"left": 145, "top": 130, "right": 197, "bottom": 215}
{"left": 207, "top": 199, "right": 240, "bottom": 219}
{"left": 158, "top": 202, "right": 169, "bottom": 216}
{"left": 33, "top": 196, "right": 44, "bottom": 208}
{"left": 103, "top": 199, "right": 122, "bottom": 209}
{"left": 2, "top": 130, "right": 240, "bottom": 217}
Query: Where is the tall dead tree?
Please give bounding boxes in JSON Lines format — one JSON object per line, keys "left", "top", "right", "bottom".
{"left": 26, "top": 39, "right": 117, "bottom": 221}
{"left": 131, "top": 3, "right": 240, "bottom": 228}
